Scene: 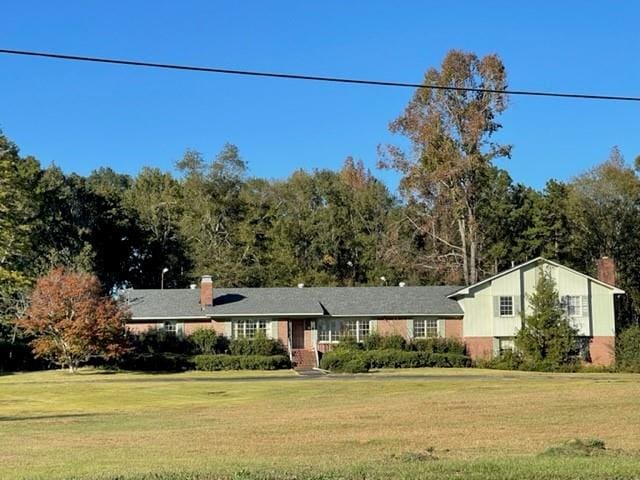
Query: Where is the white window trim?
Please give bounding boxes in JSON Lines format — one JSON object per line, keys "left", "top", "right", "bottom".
{"left": 413, "top": 318, "right": 439, "bottom": 339}
{"left": 499, "top": 296, "right": 515, "bottom": 318}
{"left": 318, "top": 318, "right": 370, "bottom": 344}
{"left": 231, "top": 319, "right": 270, "bottom": 339}
{"left": 163, "top": 321, "right": 177, "bottom": 335}
{"left": 562, "top": 295, "right": 584, "bottom": 318}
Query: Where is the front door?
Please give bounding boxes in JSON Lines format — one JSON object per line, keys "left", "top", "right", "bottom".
{"left": 291, "top": 320, "right": 305, "bottom": 349}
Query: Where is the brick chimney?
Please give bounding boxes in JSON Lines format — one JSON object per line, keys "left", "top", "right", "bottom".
{"left": 596, "top": 257, "right": 616, "bottom": 286}
{"left": 200, "top": 275, "right": 214, "bottom": 308}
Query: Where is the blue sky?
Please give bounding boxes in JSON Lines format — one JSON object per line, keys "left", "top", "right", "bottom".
{"left": 2, "top": 1, "right": 639, "bottom": 191}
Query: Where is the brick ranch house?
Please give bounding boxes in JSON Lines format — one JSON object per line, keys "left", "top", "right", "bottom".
{"left": 125, "top": 257, "right": 624, "bottom": 368}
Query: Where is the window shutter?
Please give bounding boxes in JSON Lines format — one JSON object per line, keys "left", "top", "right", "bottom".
{"left": 493, "top": 296, "right": 500, "bottom": 317}
{"left": 224, "top": 321, "right": 233, "bottom": 338}
{"left": 176, "top": 323, "right": 185, "bottom": 337}
{"left": 370, "top": 319, "right": 378, "bottom": 333}
{"left": 513, "top": 295, "right": 521, "bottom": 316}
{"left": 406, "top": 319, "right": 414, "bottom": 338}
{"left": 560, "top": 295, "right": 568, "bottom": 311}
{"left": 269, "top": 320, "right": 278, "bottom": 340}
{"left": 581, "top": 295, "right": 589, "bottom": 318}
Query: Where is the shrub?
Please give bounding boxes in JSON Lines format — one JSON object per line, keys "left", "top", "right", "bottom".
{"left": 229, "top": 333, "right": 286, "bottom": 356}
{"left": 362, "top": 333, "right": 383, "bottom": 350}
{"left": 119, "top": 352, "right": 194, "bottom": 372}
{"left": 194, "top": 354, "right": 291, "bottom": 371}
{"left": 189, "top": 328, "right": 230, "bottom": 354}
{"left": 189, "top": 328, "right": 217, "bottom": 354}
{"left": 340, "top": 357, "right": 369, "bottom": 373}
{"left": 616, "top": 325, "right": 640, "bottom": 373}
{"left": 319, "top": 349, "right": 472, "bottom": 371}
{"left": 318, "top": 350, "right": 369, "bottom": 373}
{"left": 411, "top": 337, "right": 466, "bottom": 355}
{"left": 133, "top": 328, "right": 193, "bottom": 354}
{"left": 380, "top": 334, "right": 407, "bottom": 350}
{"left": 480, "top": 350, "right": 579, "bottom": 372}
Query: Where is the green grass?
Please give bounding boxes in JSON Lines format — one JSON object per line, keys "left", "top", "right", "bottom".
{"left": 1, "top": 368, "right": 640, "bottom": 479}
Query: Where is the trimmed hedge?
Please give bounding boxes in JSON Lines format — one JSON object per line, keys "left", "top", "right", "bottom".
{"left": 228, "top": 335, "right": 287, "bottom": 356}
{"left": 319, "top": 349, "right": 472, "bottom": 372}
{"left": 411, "top": 338, "right": 466, "bottom": 355}
{"left": 194, "top": 354, "right": 291, "bottom": 371}
{"left": 119, "top": 352, "right": 194, "bottom": 372}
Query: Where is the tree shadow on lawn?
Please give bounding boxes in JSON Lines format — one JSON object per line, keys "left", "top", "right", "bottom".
{"left": 0, "top": 413, "right": 106, "bottom": 422}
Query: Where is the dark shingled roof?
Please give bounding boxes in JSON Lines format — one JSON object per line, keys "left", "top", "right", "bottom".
{"left": 125, "top": 289, "right": 207, "bottom": 319}
{"left": 126, "top": 286, "right": 463, "bottom": 320}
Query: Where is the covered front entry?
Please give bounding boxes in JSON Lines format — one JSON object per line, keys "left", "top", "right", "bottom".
{"left": 289, "top": 319, "right": 316, "bottom": 369}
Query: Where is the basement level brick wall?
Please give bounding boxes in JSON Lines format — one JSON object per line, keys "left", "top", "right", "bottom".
{"left": 589, "top": 336, "right": 615, "bottom": 366}
{"left": 464, "top": 337, "right": 494, "bottom": 360}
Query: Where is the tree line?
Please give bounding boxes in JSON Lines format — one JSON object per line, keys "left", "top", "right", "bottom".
{"left": 2, "top": 49, "right": 640, "bottom": 333}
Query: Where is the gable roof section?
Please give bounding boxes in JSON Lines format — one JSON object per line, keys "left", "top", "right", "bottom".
{"left": 126, "top": 286, "right": 463, "bottom": 320}
{"left": 448, "top": 257, "right": 625, "bottom": 298}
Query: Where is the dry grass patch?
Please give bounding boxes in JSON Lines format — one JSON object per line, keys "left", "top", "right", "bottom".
{"left": 1, "top": 369, "right": 639, "bottom": 479}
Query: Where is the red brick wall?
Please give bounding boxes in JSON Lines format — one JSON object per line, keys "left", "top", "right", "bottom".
{"left": 596, "top": 257, "right": 616, "bottom": 286}
{"left": 184, "top": 321, "right": 215, "bottom": 335}
{"left": 317, "top": 342, "right": 334, "bottom": 354}
{"left": 589, "top": 336, "right": 615, "bottom": 366}
{"left": 276, "top": 320, "right": 289, "bottom": 345}
{"left": 377, "top": 319, "right": 408, "bottom": 337}
{"left": 211, "top": 320, "right": 226, "bottom": 336}
{"left": 444, "top": 318, "right": 463, "bottom": 338}
{"left": 127, "top": 320, "right": 224, "bottom": 336}
{"left": 464, "top": 337, "right": 493, "bottom": 361}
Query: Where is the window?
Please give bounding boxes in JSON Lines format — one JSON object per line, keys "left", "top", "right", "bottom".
{"left": 498, "top": 337, "right": 514, "bottom": 353}
{"left": 232, "top": 319, "right": 268, "bottom": 339}
{"left": 163, "top": 321, "right": 177, "bottom": 336}
{"left": 499, "top": 296, "right": 514, "bottom": 317}
{"left": 318, "top": 319, "right": 369, "bottom": 343}
{"left": 562, "top": 296, "right": 583, "bottom": 317}
{"left": 414, "top": 319, "right": 438, "bottom": 338}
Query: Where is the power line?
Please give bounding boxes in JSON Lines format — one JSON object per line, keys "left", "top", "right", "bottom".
{"left": 1, "top": 48, "right": 640, "bottom": 102}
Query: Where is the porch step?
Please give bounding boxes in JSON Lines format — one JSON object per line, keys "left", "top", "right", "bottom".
{"left": 291, "top": 349, "right": 316, "bottom": 370}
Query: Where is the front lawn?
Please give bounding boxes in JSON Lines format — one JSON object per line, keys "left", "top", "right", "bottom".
{"left": 1, "top": 368, "right": 639, "bottom": 479}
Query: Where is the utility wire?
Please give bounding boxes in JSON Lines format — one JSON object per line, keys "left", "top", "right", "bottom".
{"left": 1, "top": 48, "right": 640, "bottom": 102}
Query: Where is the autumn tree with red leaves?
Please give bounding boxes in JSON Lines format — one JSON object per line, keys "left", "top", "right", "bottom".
{"left": 16, "top": 267, "right": 130, "bottom": 372}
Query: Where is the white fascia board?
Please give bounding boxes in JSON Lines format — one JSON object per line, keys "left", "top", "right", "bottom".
{"left": 130, "top": 316, "right": 208, "bottom": 321}
{"left": 206, "top": 313, "right": 324, "bottom": 318}
{"left": 448, "top": 257, "right": 626, "bottom": 298}
{"left": 313, "top": 313, "right": 463, "bottom": 318}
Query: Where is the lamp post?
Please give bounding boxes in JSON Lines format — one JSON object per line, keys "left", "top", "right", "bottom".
{"left": 161, "top": 267, "right": 169, "bottom": 290}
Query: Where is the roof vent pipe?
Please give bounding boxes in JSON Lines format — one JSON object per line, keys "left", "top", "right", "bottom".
{"left": 189, "top": 284, "right": 197, "bottom": 289}
{"left": 297, "top": 283, "right": 305, "bottom": 288}
{"left": 399, "top": 282, "right": 406, "bottom": 287}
